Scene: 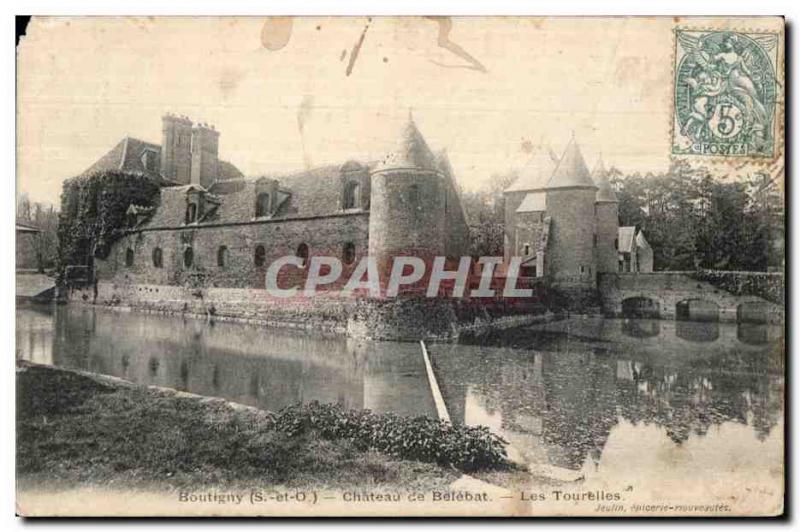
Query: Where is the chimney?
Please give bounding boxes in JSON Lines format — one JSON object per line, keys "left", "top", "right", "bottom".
{"left": 191, "top": 123, "right": 220, "bottom": 189}
{"left": 160, "top": 113, "right": 193, "bottom": 184}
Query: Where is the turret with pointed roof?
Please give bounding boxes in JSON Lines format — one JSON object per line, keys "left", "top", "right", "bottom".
{"left": 546, "top": 135, "right": 597, "bottom": 191}
{"left": 591, "top": 155, "right": 618, "bottom": 203}
{"left": 591, "top": 154, "right": 620, "bottom": 275}
{"left": 504, "top": 144, "right": 558, "bottom": 193}
{"left": 369, "top": 114, "right": 451, "bottom": 283}
{"left": 373, "top": 112, "right": 440, "bottom": 175}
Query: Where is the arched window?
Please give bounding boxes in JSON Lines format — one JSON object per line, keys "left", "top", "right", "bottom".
{"left": 254, "top": 245, "right": 266, "bottom": 267}
{"left": 183, "top": 247, "right": 194, "bottom": 268}
{"left": 185, "top": 203, "right": 197, "bottom": 224}
{"left": 296, "top": 243, "right": 309, "bottom": 268}
{"left": 125, "top": 248, "right": 134, "bottom": 267}
{"left": 343, "top": 181, "right": 360, "bottom": 209}
{"left": 407, "top": 184, "right": 419, "bottom": 205}
{"left": 255, "top": 192, "right": 271, "bottom": 218}
{"left": 217, "top": 246, "right": 228, "bottom": 268}
{"left": 342, "top": 242, "right": 356, "bottom": 265}
{"left": 152, "top": 247, "right": 163, "bottom": 268}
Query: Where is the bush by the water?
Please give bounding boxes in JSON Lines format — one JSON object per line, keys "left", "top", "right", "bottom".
{"left": 271, "top": 401, "right": 510, "bottom": 472}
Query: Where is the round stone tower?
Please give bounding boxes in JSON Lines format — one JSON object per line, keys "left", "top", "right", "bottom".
{"left": 544, "top": 136, "right": 598, "bottom": 288}
{"left": 591, "top": 156, "right": 620, "bottom": 275}
{"left": 368, "top": 115, "right": 446, "bottom": 287}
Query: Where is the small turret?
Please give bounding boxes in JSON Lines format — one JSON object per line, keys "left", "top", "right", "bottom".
{"left": 592, "top": 155, "right": 619, "bottom": 275}
{"left": 369, "top": 114, "right": 446, "bottom": 290}
{"left": 544, "top": 135, "right": 598, "bottom": 288}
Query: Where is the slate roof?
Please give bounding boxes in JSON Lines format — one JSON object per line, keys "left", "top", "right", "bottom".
{"left": 504, "top": 145, "right": 558, "bottom": 193}
{"left": 547, "top": 136, "right": 596, "bottom": 190}
{"left": 591, "top": 156, "right": 618, "bottom": 203}
{"left": 504, "top": 137, "right": 596, "bottom": 193}
{"left": 16, "top": 221, "right": 41, "bottom": 233}
{"left": 79, "top": 136, "right": 243, "bottom": 186}
{"left": 618, "top": 226, "right": 637, "bottom": 253}
{"left": 374, "top": 118, "right": 439, "bottom": 173}
{"left": 515, "top": 192, "right": 547, "bottom": 212}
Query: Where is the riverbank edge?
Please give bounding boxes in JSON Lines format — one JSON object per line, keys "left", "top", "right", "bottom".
{"left": 16, "top": 361, "right": 528, "bottom": 505}
{"left": 62, "top": 281, "right": 561, "bottom": 341}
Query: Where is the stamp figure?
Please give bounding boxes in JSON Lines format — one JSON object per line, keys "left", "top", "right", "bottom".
{"left": 673, "top": 30, "right": 779, "bottom": 158}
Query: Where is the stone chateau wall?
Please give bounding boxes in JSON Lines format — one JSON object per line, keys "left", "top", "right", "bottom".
{"left": 66, "top": 281, "right": 549, "bottom": 341}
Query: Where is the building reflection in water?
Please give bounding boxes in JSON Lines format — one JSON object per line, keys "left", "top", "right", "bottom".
{"left": 16, "top": 305, "right": 436, "bottom": 418}
{"left": 437, "top": 316, "right": 783, "bottom": 473}
{"left": 15, "top": 305, "right": 784, "bottom": 479}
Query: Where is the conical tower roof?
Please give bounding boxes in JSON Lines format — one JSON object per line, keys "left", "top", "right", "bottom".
{"left": 546, "top": 136, "right": 596, "bottom": 190}
{"left": 435, "top": 148, "right": 454, "bottom": 179}
{"left": 374, "top": 114, "right": 438, "bottom": 173}
{"left": 504, "top": 144, "right": 558, "bottom": 193}
{"left": 591, "top": 155, "right": 618, "bottom": 203}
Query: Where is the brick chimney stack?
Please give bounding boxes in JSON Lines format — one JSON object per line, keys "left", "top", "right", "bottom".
{"left": 191, "top": 123, "right": 220, "bottom": 189}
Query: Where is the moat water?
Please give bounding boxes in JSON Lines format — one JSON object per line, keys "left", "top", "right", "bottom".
{"left": 17, "top": 304, "right": 783, "bottom": 489}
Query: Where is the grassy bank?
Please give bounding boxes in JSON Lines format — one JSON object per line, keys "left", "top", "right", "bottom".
{"left": 17, "top": 363, "right": 512, "bottom": 491}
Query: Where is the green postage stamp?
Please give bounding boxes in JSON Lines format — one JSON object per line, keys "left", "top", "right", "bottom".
{"left": 672, "top": 29, "right": 780, "bottom": 158}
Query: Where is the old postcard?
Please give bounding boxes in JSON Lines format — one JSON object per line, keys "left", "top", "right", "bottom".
{"left": 15, "top": 16, "right": 785, "bottom": 517}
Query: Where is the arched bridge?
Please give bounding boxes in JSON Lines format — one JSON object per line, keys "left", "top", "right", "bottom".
{"left": 598, "top": 272, "right": 783, "bottom": 324}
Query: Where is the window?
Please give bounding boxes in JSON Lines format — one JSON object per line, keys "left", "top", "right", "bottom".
{"left": 444, "top": 191, "right": 448, "bottom": 214}
{"left": 141, "top": 149, "right": 157, "bottom": 172}
{"left": 254, "top": 245, "right": 266, "bottom": 267}
{"left": 614, "top": 238, "right": 619, "bottom": 250}
{"left": 255, "top": 192, "right": 271, "bottom": 218}
{"left": 342, "top": 242, "right": 356, "bottom": 265}
{"left": 580, "top": 265, "right": 586, "bottom": 275}
{"left": 407, "top": 184, "right": 419, "bottom": 205}
{"left": 523, "top": 243, "right": 531, "bottom": 256}
{"left": 593, "top": 234, "right": 598, "bottom": 247}
{"left": 217, "top": 246, "right": 228, "bottom": 268}
{"left": 343, "top": 182, "right": 360, "bottom": 210}
{"left": 185, "top": 203, "right": 197, "bottom": 224}
{"left": 152, "top": 247, "right": 163, "bottom": 268}
{"left": 296, "top": 243, "right": 309, "bottom": 268}
{"left": 183, "top": 247, "right": 194, "bottom": 268}
{"left": 125, "top": 248, "right": 134, "bottom": 267}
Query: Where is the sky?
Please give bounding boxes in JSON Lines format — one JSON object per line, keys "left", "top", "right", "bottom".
{"left": 16, "top": 16, "right": 782, "bottom": 205}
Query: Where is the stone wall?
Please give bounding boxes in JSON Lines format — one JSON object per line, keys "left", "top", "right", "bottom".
{"left": 598, "top": 272, "right": 784, "bottom": 323}
{"left": 368, "top": 169, "right": 447, "bottom": 276}
{"left": 67, "top": 281, "right": 550, "bottom": 341}
{"left": 595, "top": 202, "right": 618, "bottom": 274}
{"left": 98, "top": 213, "right": 370, "bottom": 290}
{"left": 546, "top": 188, "right": 597, "bottom": 287}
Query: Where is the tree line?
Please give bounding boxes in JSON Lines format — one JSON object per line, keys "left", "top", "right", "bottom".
{"left": 461, "top": 160, "right": 784, "bottom": 272}
{"left": 16, "top": 193, "right": 59, "bottom": 273}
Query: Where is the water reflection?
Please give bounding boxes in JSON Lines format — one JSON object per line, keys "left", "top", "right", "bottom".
{"left": 438, "top": 317, "right": 783, "bottom": 474}
{"left": 15, "top": 305, "right": 436, "bottom": 418}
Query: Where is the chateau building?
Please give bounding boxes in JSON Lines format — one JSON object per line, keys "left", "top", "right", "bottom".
{"left": 86, "top": 114, "right": 471, "bottom": 291}
{"left": 503, "top": 136, "right": 649, "bottom": 290}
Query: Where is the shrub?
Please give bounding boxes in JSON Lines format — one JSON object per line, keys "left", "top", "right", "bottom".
{"left": 271, "top": 401, "right": 509, "bottom": 472}
{"left": 689, "top": 270, "right": 784, "bottom": 305}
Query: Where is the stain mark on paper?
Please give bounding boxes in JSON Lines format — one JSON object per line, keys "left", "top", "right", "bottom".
{"left": 260, "top": 17, "right": 293, "bottom": 51}
{"left": 345, "top": 20, "right": 371, "bottom": 76}
{"left": 425, "top": 16, "right": 488, "bottom": 73}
